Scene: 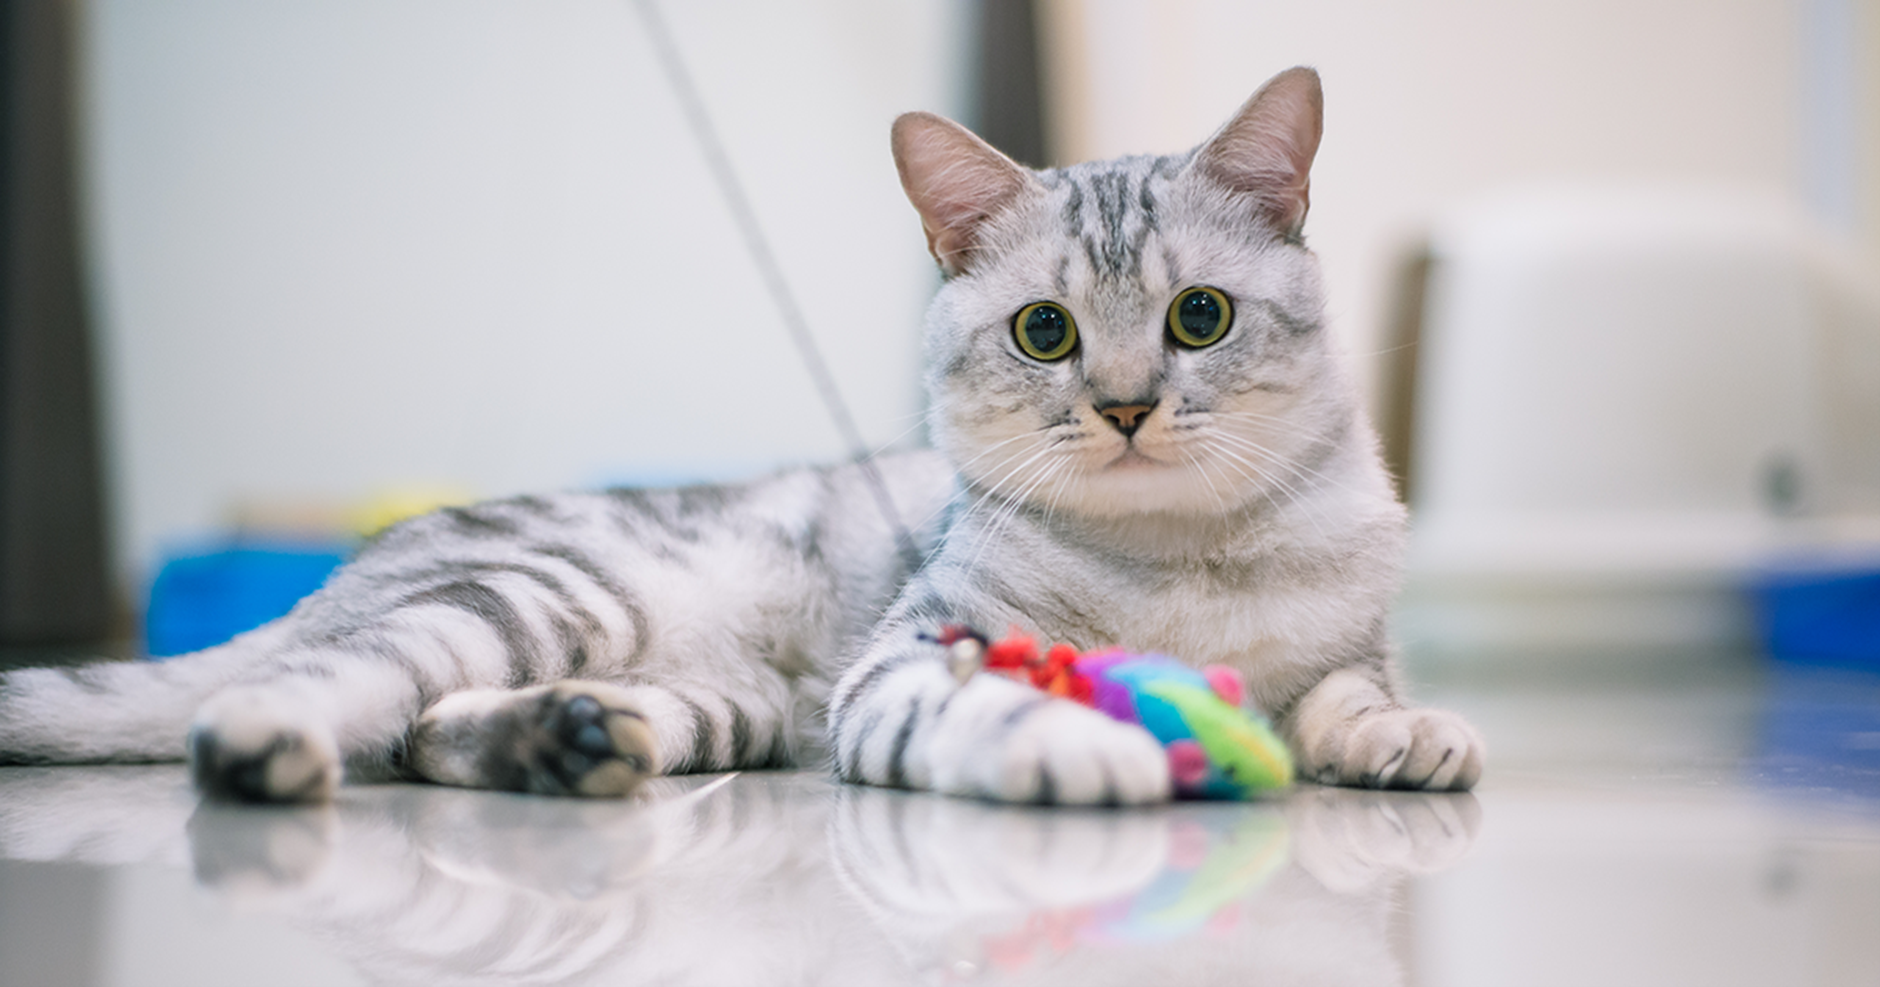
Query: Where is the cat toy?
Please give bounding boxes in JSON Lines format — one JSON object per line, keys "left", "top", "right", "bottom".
{"left": 928, "top": 626, "right": 1294, "bottom": 798}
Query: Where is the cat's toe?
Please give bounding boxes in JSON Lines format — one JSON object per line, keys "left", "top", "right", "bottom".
{"left": 527, "top": 684, "right": 657, "bottom": 797}
{"left": 1337, "top": 708, "right": 1484, "bottom": 792}
{"left": 1398, "top": 710, "right": 1485, "bottom": 790}
{"left": 188, "top": 689, "right": 340, "bottom": 804}
{"left": 970, "top": 701, "right": 1171, "bottom": 806}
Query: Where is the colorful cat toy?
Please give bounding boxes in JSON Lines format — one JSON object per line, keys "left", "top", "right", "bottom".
{"left": 928, "top": 626, "right": 1294, "bottom": 798}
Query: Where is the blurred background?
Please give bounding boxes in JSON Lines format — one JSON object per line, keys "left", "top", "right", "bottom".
{"left": 0, "top": 0, "right": 1876, "bottom": 668}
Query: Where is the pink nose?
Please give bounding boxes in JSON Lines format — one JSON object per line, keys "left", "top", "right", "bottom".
{"left": 1098, "top": 403, "right": 1154, "bottom": 436}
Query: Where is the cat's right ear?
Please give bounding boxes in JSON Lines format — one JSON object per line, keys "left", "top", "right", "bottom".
{"left": 1194, "top": 66, "right": 1323, "bottom": 240}
{"left": 892, "top": 112, "right": 1033, "bottom": 277}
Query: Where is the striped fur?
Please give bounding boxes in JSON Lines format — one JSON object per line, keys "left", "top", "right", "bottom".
{"left": 0, "top": 67, "right": 1482, "bottom": 803}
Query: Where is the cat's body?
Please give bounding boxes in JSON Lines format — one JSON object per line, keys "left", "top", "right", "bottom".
{"left": 0, "top": 67, "right": 1484, "bottom": 803}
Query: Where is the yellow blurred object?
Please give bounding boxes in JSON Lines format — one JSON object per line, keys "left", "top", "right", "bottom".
{"left": 350, "top": 487, "right": 477, "bottom": 538}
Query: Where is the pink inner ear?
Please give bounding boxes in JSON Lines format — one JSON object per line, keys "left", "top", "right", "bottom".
{"left": 1204, "top": 666, "right": 1244, "bottom": 708}
{"left": 890, "top": 112, "right": 1031, "bottom": 277}
{"left": 1194, "top": 66, "right": 1322, "bottom": 237}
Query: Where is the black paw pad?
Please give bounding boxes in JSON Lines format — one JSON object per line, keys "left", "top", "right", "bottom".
{"left": 525, "top": 691, "right": 652, "bottom": 796}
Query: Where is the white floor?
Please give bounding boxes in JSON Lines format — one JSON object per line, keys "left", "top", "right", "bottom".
{"left": 2, "top": 656, "right": 1877, "bottom": 987}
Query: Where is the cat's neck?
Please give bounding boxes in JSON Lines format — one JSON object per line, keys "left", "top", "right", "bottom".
{"left": 1049, "top": 502, "right": 1281, "bottom": 563}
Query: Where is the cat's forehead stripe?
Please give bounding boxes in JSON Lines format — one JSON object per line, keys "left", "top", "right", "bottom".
{"left": 1044, "top": 153, "right": 1184, "bottom": 282}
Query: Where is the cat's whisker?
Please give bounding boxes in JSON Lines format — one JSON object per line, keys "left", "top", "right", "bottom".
{"left": 961, "top": 439, "right": 1058, "bottom": 519}
{"left": 1177, "top": 446, "right": 1233, "bottom": 516}
{"left": 1206, "top": 427, "right": 1378, "bottom": 504}
{"left": 1201, "top": 417, "right": 1375, "bottom": 496}
{"left": 1203, "top": 438, "right": 1332, "bottom": 541}
{"left": 947, "top": 427, "right": 1035, "bottom": 472}
{"left": 958, "top": 454, "right": 1068, "bottom": 582}
{"left": 1200, "top": 410, "right": 1343, "bottom": 458}
{"left": 863, "top": 410, "right": 942, "bottom": 460}
{"left": 1032, "top": 456, "right": 1080, "bottom": 538}
{"left": 915, "top": 432, "right": 1052, "bottom": 536}
{"left": 926, "top": 437, "right": 1061, "bottom": 563}
{"left": 1043, "top": 457, "right": 1079, "bottom": 522}
{"left": 1207, "top": 449, "right": 1316, "bottom": 539}
{"left": 947, "top": 431, "right": 1050, "bottom": 489}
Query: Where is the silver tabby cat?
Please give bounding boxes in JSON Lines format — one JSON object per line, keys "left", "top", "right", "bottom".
{"left": 0, "top": 67, "right": 1484, "bottom": 804}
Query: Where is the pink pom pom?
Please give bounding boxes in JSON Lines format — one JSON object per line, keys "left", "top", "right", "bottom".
{"left": 1168, "top": 740, "right": 1210, "bottom": 790}
{"left": 1203, "top": 665, "right": 1244, "bottom": 708}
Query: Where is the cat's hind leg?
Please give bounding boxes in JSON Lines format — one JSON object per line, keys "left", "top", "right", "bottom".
{"left": 409, "top": 679, "right": 799, "bottom": 797}
{"left": 409, "top": 682, "right": 656, "bottom": 797}
{"left": 188, "top": 652, "right": 422, "bottom": 803}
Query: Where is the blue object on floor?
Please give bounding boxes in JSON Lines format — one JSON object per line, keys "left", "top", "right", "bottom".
{"left": 146, "top": 543, "right": 349, "bottom": 658}
{"left": 1753, "top": 563, "right": 1880, "bottom": 670}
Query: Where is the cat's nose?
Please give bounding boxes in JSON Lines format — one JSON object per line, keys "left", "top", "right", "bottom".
{"left": 1096, "top": 401, "right": 1157, "bottom": 437}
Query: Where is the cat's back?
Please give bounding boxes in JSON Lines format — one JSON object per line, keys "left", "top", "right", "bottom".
{"left": 298, "top": 450, "right": 957, "bottom": 664}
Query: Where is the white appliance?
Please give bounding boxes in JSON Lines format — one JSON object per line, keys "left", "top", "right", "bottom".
{"left": 1400, "top": 185, "right": 1880, "bottom": 659}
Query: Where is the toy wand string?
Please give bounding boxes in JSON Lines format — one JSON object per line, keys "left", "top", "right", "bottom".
{"left": 630, "top": 0, "right": 924, "bottom": 575}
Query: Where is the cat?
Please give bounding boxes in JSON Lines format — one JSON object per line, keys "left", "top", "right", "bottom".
{"left": 0, "top": 66, "right": 1484, "bottom": 805}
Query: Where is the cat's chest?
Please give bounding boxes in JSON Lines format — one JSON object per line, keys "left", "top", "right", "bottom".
{"left": 1020, "top": 550, "right": 1299, "bottom": 665}
{"left": 1110, "top": 562, "right": 1292, "bottom": 660}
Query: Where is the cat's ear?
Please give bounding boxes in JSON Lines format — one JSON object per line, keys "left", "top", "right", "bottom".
{"left": 1193, "top": 66, "right": 1323, "bottom": 239}
{"left": 892, "top": 112, "right": 1034, "bottom": 277}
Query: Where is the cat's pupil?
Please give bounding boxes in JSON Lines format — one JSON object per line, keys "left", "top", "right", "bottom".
{"left": 1179, "top": 292, "right": 1221, "bottom": 337}
{"left": 1025, "top": 307, "right": 1068, "bottom": 353}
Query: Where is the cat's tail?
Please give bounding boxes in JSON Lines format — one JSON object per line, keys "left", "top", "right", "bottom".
{"left": 0, "top": 624, "right": 289, "bottom": 764}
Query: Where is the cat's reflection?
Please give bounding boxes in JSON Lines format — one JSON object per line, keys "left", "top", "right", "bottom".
{"left": 0, "top": 767, "right": 1478, "bottom": 985}
{"left": 830, "top": 785, "right": 1479, "bottom": 984}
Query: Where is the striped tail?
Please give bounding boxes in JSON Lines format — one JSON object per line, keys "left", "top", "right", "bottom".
{"left": 0, "top": 627, "right": 283, "bottom": 764}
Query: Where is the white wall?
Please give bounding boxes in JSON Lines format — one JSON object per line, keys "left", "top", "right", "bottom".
{"left": 1038, "top": 0, "right": 1871, "bottom": 400}
{"left": 81, "top": 0, "right": 969, "bottom": 585}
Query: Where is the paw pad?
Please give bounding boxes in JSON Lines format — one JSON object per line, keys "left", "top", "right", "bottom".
{"left": 528, "top": 688, "right": 655, "bottom": 798}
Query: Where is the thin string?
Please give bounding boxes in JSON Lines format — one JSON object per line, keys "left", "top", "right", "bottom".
{"left": 630, "top": 0, "right": 923, "bottom": 573}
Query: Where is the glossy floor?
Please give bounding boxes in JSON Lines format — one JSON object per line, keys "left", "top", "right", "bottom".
{"left": 2, "top": 657, "right": 1878, "bottom": 987}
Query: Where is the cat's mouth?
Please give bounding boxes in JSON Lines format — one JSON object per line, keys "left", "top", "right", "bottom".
{"left": 1104, "top": 447, "right": 1168, "bottom": 470}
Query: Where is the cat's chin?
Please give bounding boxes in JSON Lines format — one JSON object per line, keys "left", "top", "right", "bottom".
{"left": 1102, "top": 448, "right": 1165, "bottom": 471}
{"left": 1053, "top": 461, "right": 1245, "bottom": 520}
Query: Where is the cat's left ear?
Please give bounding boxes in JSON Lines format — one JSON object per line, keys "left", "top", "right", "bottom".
{"left": 1193, "top": 66, "right": 1323, "bottom": 239}
{"left": 892, "top": 112, "right": 1035, "bottom": 277}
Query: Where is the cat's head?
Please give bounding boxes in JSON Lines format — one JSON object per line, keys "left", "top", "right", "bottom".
{"left": 895, "top": 67, "right": 1359, "bottom": 520}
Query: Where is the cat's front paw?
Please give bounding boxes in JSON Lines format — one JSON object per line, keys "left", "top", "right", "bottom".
{"left": 1308, "top": 707, "right": 1485, "bottom": 791}
{"left": 413, "top": 682, "right": 658, "bottom": 798}
{"left": 930, "top": 694, "right": 1171, "bottom": 806}
{"left": 189, "top": 687, "right": 342, "bottom": 803}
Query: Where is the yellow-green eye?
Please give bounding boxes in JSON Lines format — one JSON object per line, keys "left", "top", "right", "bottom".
{"left": 1013, "top": 301, "right": 1078, "bottom": 361}
{"left": 1167, "top": 286, "right": 1233, "bottom": 348}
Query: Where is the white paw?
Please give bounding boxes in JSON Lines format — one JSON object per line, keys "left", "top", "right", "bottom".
{"left": 1316, "top": 707, "right": 1485, "bottom": 791}
{"left": 189, "top": 687, "right": 341, "bottom": 803}
{"left": 930, "top": 689, "right": 1172, "bottom": 806}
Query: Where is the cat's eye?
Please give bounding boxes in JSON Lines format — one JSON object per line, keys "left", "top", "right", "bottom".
{"left": 1013, "top": 301, "right": 1079, "bottom": 361}
{"left": 1167, "top": 286, "right": 1233, "bottom": 348}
